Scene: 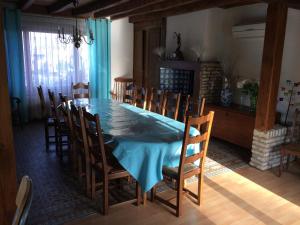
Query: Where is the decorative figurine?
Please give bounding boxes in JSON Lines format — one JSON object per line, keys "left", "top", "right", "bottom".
{"left": 172, "top": 32, "right": 184, "bottom": 60}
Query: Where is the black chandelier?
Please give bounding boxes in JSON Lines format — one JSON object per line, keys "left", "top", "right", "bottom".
{"left": 58, "top": 0, "right": 94, "bottom": 49}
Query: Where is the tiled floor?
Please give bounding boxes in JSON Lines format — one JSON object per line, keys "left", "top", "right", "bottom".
{"left": 14, "top": 122, "right": 250, "bottom": 225}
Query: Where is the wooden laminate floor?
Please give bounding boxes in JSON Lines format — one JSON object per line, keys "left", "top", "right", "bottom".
{"left": 65, "top": 163, "right": 300, "bottom": 225}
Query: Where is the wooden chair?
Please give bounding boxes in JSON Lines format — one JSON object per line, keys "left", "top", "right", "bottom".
{"left": 184, "top": 97, "right": 206, "bottom": 129}
{"left": 57, "top": 103, "right": 71, "bottom": 159}
{"left": 12, "top": 176, "right": 33, "bottom": 225}
{"left": 161, "top": 92, "right": 181, "bottom": 120}
{"left": 279, "top": 109, "right": 300, "bottom": 176}
{"left": 81, "top": 108, "right": 141, "bottom": 214}
{"left": 72, "top": 82, "right": 90, "bottom": 99}
{"left": 110, "top": 77, "right": 134, "bottom": 102}
{"left": 48, "top": 90, "right": 69, "bottom": 157}
{"left": 133, "top": 87, "right": 148, "bottom": 110}
{"left": 151, "top": 111, "right": 215, "bottom": 217}
{"left": 37, "top": 86, "right": 55, "bottom": 152}
{"left": 70, "top": 103, "right": 91, "bottom": 196}
{"left": 148, "top": 88, "right": 164, "bottom": 114}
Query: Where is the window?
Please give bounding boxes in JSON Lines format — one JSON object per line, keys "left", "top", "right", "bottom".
{"left": 22, "top": 30, "right": 90, "bottom": 118}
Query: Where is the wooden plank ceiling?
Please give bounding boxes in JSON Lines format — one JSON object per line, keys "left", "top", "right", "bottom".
{"left": 2, "top": 0, "right": 300, "bottom": 21}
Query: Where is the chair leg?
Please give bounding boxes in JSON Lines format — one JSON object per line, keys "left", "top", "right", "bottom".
{"left": 59, "top": 133, "right": 63, "bottom": 160}
{"left": 91, "top": 168, "right": 96, "bottom": 200}
{"left": 78, "top": 155, "right": 83, "bottom": 180}
{"left": 55, "top": 126, "right": 59, "bottom": 155}
{"left": 136, "top": 181, "right": 141, "bottom": 206}
{"left": 197, "top": 173, "right": 203, "bottom": 205}
{"left": 279, "top": 153, "right": 284, "bottom": 177}
{"left": 176, "top": 180, "right": 183, "bottom": 217}
{"left": 85, "top": 159, "right": 91, "bottom": 198}
{"left": 151, "top": 186, "right": 156, "bottom": 202}
{"left": 71, "top": 144, "right": 77, "bottom": 173}
{"left": 286, "top": 154, "right": 290, "bottom": 170}
{"left": 102, "top": 178, "right": 109, "bottom": 215}
{"left": 44, "top": 120, "right": 49, "bottom": 152}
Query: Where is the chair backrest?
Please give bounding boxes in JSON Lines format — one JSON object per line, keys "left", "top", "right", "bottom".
{"left": 12, "top": 176, "right": 33, "bottom": 225}
{"left": 162, "top": 92, "right": 181, "bottom": 120}
{"left": 148, "top": 88, "right": 164, "bottom": 114}
{"left": 48, "top": 89, "right": 58, "bottom": 119}
{"left": 178, "top": 111, "right": 214, "bottom": 179}
{"left": 72, "top": 82, "right": 90, "bottom": 99}
{"left": 59, "top": 93, "right": 68, "bottom": 104}
{"left": 70, "top": 103, "right": 83, "bottom": 143}
{"left": 81, "top": 109, "right": 108, "bottom": 174}
{"left": 37, "top": 85, "right": 47, "bottom": 117}
{"left": 197, "top": 97, "right": 206, "bottom": 117}
{"left": 184, "top": 97, "right": 206, "bottom": 129}
{"left": 183, "top": 95, "right": 191, "bottom": 122}
{"left": 133, "top": 86, "right": 148, "bottom": 110}
{"left": 111, "top": 77, "right": 134, "bottom": 102}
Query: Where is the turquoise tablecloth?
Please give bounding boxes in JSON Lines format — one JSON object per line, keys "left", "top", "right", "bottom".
{"left": 74, "top": 98, "right": 200, "bottom": 192}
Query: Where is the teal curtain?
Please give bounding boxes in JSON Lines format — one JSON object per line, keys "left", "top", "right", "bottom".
{"left": 4, "top": 9, "right": 27, "bottom": 121}
{"left": 87, "top": 19, "right": 111, "bottom": 99}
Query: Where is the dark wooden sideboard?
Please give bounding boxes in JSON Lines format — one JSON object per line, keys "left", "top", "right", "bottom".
{"left": 205, "top": 104, "right": 256, "bottom": 149}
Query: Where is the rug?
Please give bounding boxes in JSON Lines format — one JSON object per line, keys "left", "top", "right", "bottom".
{"left": 205, "top": 139, "right": 250, "bottom": 177}
{"left": 14, "top": 122, "right": 249, "bottom": 225}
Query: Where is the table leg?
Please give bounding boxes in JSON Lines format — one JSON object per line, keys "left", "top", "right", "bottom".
{"left": 143, "top": 192, "right": 147, "bottom": 205}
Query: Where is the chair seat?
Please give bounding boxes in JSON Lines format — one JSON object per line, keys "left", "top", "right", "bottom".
{"left": 47, "top": 117, "right": 65, "bottom": 125}
{"left": 282, "top": 143, "right": 300, "bottom": 155}
{"left": 93, "top": 160, "right": 129, "bottom": 177}
{"left": 162, "top": 163, "right": 199, "bottom": 180}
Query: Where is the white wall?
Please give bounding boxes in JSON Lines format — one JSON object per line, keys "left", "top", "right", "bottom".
{"left": 111, "top": 6, "right": 300, "bottom": 121}
{"left": 166, "top": 9, "right": 224, "bottom": 61}
{"left": 111, "top": 18, "right": 134, "bottom": 89}
{"left": 165, "top": 4, "right": 300, "bottom": 121}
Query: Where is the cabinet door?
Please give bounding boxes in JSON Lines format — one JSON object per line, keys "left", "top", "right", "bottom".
{"left": 207, "top": 106, "right": 255, "bottom": 149}
{"left": 145, "top": 27, "right": 161, "bottom": 89}
{"left": 133, "top": 19, "right": 166, "bottom": 88}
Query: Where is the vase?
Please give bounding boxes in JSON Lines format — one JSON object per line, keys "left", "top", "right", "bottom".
{"left": 220, "top": 88, "right": 233, "bottom": 107}
{"left": 250, "top": 95, "right": 257, "bottom": 111}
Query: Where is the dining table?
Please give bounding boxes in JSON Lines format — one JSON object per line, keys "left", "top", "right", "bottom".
{"left": 73, "top": 98, "right": 200, "bottom": 193}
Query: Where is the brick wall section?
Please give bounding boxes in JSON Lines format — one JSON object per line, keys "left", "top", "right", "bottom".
{"left": 250, "top": 125, "right": 288, "bottom": 170}
{"left": 199, "top": 62, "right": 222, "bottom": 104}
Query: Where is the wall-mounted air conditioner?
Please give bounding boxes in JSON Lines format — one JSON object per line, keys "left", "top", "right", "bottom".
{"left": 232, "top": 23, "right": 266, "bottom": 39}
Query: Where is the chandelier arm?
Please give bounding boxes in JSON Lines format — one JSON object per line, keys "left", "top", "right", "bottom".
{"left": 82, "top": 35, "right": 94, "bottom": 45}
{"left": 58, "top": 34, "right": 72, "bottom": 44}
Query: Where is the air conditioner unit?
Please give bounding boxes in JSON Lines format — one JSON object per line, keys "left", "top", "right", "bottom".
{"left": 232, "top": 23, "right": 266, "bottom": 39}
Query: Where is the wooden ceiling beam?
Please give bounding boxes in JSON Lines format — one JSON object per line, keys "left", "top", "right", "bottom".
{"left": 94, "top": 0, "right": 165, "bottom": 18}
{"left": 47, "top": 0, "right": 74, "bottom": 14}
{"left": 220, "top": 0, "right": 262, "bottom": 8}
{"left": 287, "top": 0, "right": 300, "bottom": 9}
{"left": 129, "top": 0, "right": 265, "bottom": 23}
{"left": 111, "top": 0, "right": 200, "bottom": 20}
{"left": 20, "top": 0, "right": 35, "bottom": 10}
{"left": 72, "top": 0, "right": 126, "bottom": 16}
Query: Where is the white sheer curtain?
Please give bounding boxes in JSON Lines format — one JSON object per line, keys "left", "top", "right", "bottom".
{"left": 21, "top": 14, "right": 89, "bottom": 119}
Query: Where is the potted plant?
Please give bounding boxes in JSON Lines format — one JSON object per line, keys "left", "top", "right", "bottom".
{"left": 237, "top": 79, "right": 259, "bottom": 111}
